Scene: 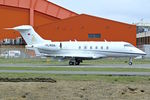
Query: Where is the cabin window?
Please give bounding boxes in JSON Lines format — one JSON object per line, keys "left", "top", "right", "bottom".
{"left": 45, "top": 44, "right": 48, "bottom": 47}
{"left": 88, "top": 34, "right": 101, "bottom": 38}
{"left": 90, "top": 46, "right": 92, "bottom": 49}
{"left": 106, "top": 46, "right": 109, "bottom": 50}
{"left": 79, "top": 46, "right": 81, "bottom": 49}
{"left": 95, "top": 46, "right": 98, "bottom": 49}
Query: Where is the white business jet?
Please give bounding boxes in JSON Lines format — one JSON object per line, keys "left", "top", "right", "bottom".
{"left": 7, "top": 25, "right": 146, "bottom": 65}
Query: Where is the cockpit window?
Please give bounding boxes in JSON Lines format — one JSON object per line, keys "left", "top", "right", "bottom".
{"left": 124, "top": 44, "right": 133, "bottom": 47}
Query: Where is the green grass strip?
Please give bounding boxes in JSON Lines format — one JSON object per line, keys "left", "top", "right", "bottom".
{"left": 0, "top": 58, "right": 150, "bottom": 64}
{"left": 0, "top": 73, "right": 150, "bottom": 83}
{"left": 0, "top": 67, "right": 150, "bottom": 72}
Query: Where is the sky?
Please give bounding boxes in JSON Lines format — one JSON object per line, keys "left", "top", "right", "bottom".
{"left": 48, "top": 0, "right": 150, "bottom": 24}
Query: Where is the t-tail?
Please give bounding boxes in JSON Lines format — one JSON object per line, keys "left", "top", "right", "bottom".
{"left": 7, "top": 25, "right": 46, "bottom": 45}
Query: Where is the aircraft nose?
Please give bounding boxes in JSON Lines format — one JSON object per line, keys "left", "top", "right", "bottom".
{"left": 142, "top": 51, "right": 146, "bottom": 55}
{"left": 138, "top": 49, "right": 146, "bottom": 56}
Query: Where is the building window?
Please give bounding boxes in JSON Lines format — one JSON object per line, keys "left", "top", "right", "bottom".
{"left": 101, "top": 46, "right": 103, "bottom": 50}
{"left": 84, "top": 46, "right": 87, "bottom": 49}
{"left": 88, "top": 34, "right": 101, "bottom": 38}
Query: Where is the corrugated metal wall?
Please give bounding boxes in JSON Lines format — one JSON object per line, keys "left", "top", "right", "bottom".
{"left": 0, "top": 0, "right": 136, "bottom": 46}
{"left": 0, "top": 0, "right": 77, "bottom": 40}
{"left": 36, "top": 14, "right": 137, "bottom": 46}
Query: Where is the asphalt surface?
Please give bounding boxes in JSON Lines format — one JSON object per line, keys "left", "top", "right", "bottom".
{"left": 0, "top": 63, "right": 150, "bottom": 76}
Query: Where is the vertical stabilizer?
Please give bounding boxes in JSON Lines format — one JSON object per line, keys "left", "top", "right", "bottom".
{"left": 9, "top": 25, "right": 45, "bottom": 45}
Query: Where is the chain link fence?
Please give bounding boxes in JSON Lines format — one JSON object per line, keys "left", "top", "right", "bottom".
{"left": 0, "top": 45, "right": 36, "bottom": 58}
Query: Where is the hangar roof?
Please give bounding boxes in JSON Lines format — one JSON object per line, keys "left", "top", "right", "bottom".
{"left": 0, "top": 0, "right": 77, "bottom": 19}
{"left": 37, "top": 14, "right": 136, "bottom": 27}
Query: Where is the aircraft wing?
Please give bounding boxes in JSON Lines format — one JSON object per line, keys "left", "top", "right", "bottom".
{"left": 30, "top": 48, "right": 107, "bottom": 59}
{"left": 41, "top": 53, "right": 106, "bottom": 59}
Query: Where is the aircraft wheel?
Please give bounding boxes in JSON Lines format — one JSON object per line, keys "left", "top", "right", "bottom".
{"left": 69, "top": 61, "right": 74, "bottom": 65}
{"left": 129, "top": 57, "right": 133, "bottom": 65}
{"left": 128, "top": 62, "right": 132, "bottom": 65}
{"left": 75, "top": 61, "right": 80, "bottom": 65}
{"left": 69, "top": 60, "right": 80, "bottom": 65}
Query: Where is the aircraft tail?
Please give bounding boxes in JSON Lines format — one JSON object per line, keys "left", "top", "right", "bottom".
{"left": 7, "top": 25, "right": 45, "bottom": 45}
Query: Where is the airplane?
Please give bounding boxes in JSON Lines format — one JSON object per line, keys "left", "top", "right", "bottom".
{"left": 7, "top": 25, "right": 146, "bottom": 65}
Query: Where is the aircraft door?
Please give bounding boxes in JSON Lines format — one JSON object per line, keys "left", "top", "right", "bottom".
{"left": 60, "top": 43, "right": 62, "bottom": 49}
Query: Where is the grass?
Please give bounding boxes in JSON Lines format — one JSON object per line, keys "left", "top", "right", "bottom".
{"left": 0, "top": 67, "right": 150, "bottom": 72}
{"left": 0, "top": 57, "right": 149, "bottom": 83}
{"left": 0, "top": 73, "right": 150, "bottom": 83}
{"left": 83, "top": 58, "right": 150, "bottom": 64}
{"left": 0, "top": 58, "right": 53, "bottom": 64}
{"left": 0, "top": 57, "right": 150, "bottom": 65}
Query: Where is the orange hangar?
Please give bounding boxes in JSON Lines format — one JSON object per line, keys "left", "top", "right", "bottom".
{"left": 0, "top": 0, "right": 136, "bottom": 46}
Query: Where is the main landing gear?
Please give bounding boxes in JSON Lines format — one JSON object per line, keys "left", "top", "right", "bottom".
{"left": 128, "top": 57, "right": 133, "bottom": 65}
{"left": 69, "top": 59, "right": 82, "bottom": 65}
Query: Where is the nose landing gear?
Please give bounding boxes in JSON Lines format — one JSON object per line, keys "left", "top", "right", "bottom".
{"left": 128, "top": 57, "right": 133, "bottom": 65}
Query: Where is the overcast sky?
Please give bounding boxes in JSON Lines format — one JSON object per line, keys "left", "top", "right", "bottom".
{"left": 48, "top": 0, "right": 150, "bottom": 24}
